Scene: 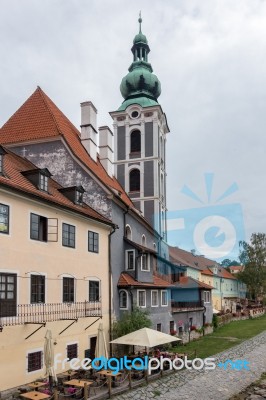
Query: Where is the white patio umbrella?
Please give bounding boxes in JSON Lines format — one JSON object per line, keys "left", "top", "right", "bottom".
{"left": 44, "top": 330, "right": 57, "bottom": 389}
{"left": 95, "top": 322, "right": 108, "bottom": 359}
{"left": 110, "top": 327, "right": 181, "bottom": 348}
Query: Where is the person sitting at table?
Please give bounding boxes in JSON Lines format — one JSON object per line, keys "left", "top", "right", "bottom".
{"left": 66, "top": 387, "right": 77, "bottom": 397}
{"left": 154, "top": 348, "right": 161, "bottom": 358}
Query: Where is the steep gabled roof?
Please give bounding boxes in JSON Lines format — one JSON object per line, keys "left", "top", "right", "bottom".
{"left": 0, "top": 147, "right": 114, "bottom": 227}
{"left": 0, "top": 87, "right": 133, "bottom": 208}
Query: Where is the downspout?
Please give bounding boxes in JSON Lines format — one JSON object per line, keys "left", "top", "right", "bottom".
{"left": 109, "top": 225, "right": 118, "bottom": 357}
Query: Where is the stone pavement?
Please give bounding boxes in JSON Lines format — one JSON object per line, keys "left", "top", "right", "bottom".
{"left": 112, "top": 330, "right": 266, "bottom": 400}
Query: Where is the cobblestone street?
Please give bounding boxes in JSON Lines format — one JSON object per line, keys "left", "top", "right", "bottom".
{"left": 112, "top": 331, "right": 266, "bottom": 400}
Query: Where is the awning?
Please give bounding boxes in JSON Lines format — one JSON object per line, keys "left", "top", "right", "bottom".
{"left": 110, "top": 327, "right": 181, "bottom": 347}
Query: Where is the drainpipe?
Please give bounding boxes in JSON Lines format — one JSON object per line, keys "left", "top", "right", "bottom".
{"left": 108, "top": 225, "right": 118, "bottom": 357}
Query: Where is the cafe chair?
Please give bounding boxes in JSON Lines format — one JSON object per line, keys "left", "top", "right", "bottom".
{"left": 12, "top": 392, "right": 21, "bottom": 399}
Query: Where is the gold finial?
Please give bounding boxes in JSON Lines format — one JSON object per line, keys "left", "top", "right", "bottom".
{"left": 138, "top": 11, "right": 142, "bottom": 33}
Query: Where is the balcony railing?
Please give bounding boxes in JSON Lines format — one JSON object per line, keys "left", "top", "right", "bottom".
{"left": 171, "top": 300, "right": 204, "bottom": 312}
{"left": 0, "top": 301, "right": 102, "bottom": 327}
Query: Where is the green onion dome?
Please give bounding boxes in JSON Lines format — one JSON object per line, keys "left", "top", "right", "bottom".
{"left": 118, "top": 14, "right": 161, "bottom": 111}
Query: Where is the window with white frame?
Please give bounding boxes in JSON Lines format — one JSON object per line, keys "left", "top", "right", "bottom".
{"left": 161, "top": 290, "right": 168, "bottom": 306}
{"left": 126, "top": 250, "right": 135, "bottom": 270}
{"left": 137, "top": 290, "right": 146, "bottom": 307}
{"left": 119, "top": 290, "right": 128, "bottom": 309}
{"left": 88, "top": 231, "right": 99, "bottom": 253}
{"left": 203, "top": 291, "right": 210, "bottom": 303}
{"left": 141, "top": 254, "right": 149, "bottom": 271}
{"left": 151, "top": 290, "right": 159, "bottom": 307}
{"left": 39, "top": 174, "right": 48, "bottom": 192}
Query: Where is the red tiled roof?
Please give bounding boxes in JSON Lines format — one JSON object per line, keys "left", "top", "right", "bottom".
{"left": 169, "top": 246, "right": 237, "bottom": 280}
{"left": 0, "top": 87, "right": 133, "bottom": 208}
{"left": 169, "top": 246, "right": 220, "bottom": 270}
{"left": 0, "top": 147, "right": 113, "bottom": 226}
{"left": 118, "top": 273, "right": 171, "bottom": 288}
{"left": 201, "top": 269, "right": 213, "bottom": 276}
{"left": 220, "top": 268, "right": 237, "bottom": 280}
{"left": 174, "top": 276, "right": 214, "bottom": 290}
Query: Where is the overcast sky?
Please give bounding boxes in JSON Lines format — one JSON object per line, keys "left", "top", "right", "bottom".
{"left": 1, "top": 0, "right": 266, "bottom": 260}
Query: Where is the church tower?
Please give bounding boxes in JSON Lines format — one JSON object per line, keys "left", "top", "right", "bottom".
{"left": 110, "top": 15, "right": 169, "bottom": 239}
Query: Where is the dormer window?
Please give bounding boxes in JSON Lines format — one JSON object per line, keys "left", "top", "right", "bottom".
{"left": 75, "top": 188, "right": 84, "bottom": 205}
{"left": 0, "top": 146, "right": 7, "bottom": 176}
{"left": 59, "top": 185, "right": 85, "bottom": 205}
{"left": 40, "top": 174, "right": 48, "bottom": 192}
{"left": 22, "top": 168, "right": 52, "bottom": 193}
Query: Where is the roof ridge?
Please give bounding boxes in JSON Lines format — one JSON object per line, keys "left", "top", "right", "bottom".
{"left": 37, "top": 86, "right": 62, "bottom": 135}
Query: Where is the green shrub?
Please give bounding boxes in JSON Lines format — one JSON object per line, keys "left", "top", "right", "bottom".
{"left": 212, "top": 314, "right": 218, "bottom": 329}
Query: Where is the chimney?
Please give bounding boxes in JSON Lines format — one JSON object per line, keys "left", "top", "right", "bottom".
{"left": 98, "top": 126, "right": 114, "bottom": 177}
{"left": 80, "top": 101, "right": 98, "bottom": 162}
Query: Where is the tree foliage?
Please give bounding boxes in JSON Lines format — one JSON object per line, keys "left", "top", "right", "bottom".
{"left": 221, "top": 258, "right": 241, "bottom": 267}
{"left": 112, "top": 307, "right": 152, "bottom": 339}
{"left": 238, "top": 233, "right": 266, "bottom": 300}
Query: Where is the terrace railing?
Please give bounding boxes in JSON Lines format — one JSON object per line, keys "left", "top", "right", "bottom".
{"left": 171, "top": 300, "right": 204, "bottom": 312}
{"left": 0, "top": 301, "right": 101, "bottom": 327}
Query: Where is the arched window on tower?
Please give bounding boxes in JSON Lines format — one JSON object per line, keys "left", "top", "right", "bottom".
{"left": 129, "top": 169, "right": 140, "bottom": 192}
{"left": 130, "top": 130, "right": 141, "bottom": 153}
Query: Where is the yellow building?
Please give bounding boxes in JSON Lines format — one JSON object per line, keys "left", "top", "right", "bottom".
{"left": 0, "top": 147, "right": 114, "bottom": 392}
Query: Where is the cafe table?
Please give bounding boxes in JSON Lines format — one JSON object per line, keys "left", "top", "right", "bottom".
{"left": 20, "top": 392, "right": 50, "bottom": 400}
{"left": 28, "top": 382, "right": 47, "bottom": 391}
{"left": 97, "top": 370, "right": 122, "bottom": 393}
{"left": 97, "top": 370, "right": 122, "bottom": 377}
{"left": 61, "top": 370, "right": 78, "bottom": 381}
{"left": 64, "top": 379, "right": 93, "bottom": 387}
{"left": 64, "top": 379, "right": 93, "bottom": 398}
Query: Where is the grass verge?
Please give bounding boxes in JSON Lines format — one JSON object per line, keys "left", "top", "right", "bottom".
{"left": 172, "top": 314, "right": 266, "bottom": 359}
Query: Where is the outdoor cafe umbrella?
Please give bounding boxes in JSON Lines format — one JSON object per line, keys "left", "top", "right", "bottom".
{"left": 44, "top": 330, "right": 57, "bottom": 390}
{"left": 95, "top": 322, "right": 108, "bottom": 359}
{"left": 110, "top": 327, "right": 181, "bottom": 348}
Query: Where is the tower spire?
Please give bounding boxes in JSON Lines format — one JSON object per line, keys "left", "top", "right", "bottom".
{"left": 138, "top": 11, "right": 142, "bottom": 33}
{"left": 117, "top": 16, "right": 161, "bottom": 111}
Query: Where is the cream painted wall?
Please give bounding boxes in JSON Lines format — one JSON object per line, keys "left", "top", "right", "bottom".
{"left": 0, "top": 188, "right": 111, "bottom": 391}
